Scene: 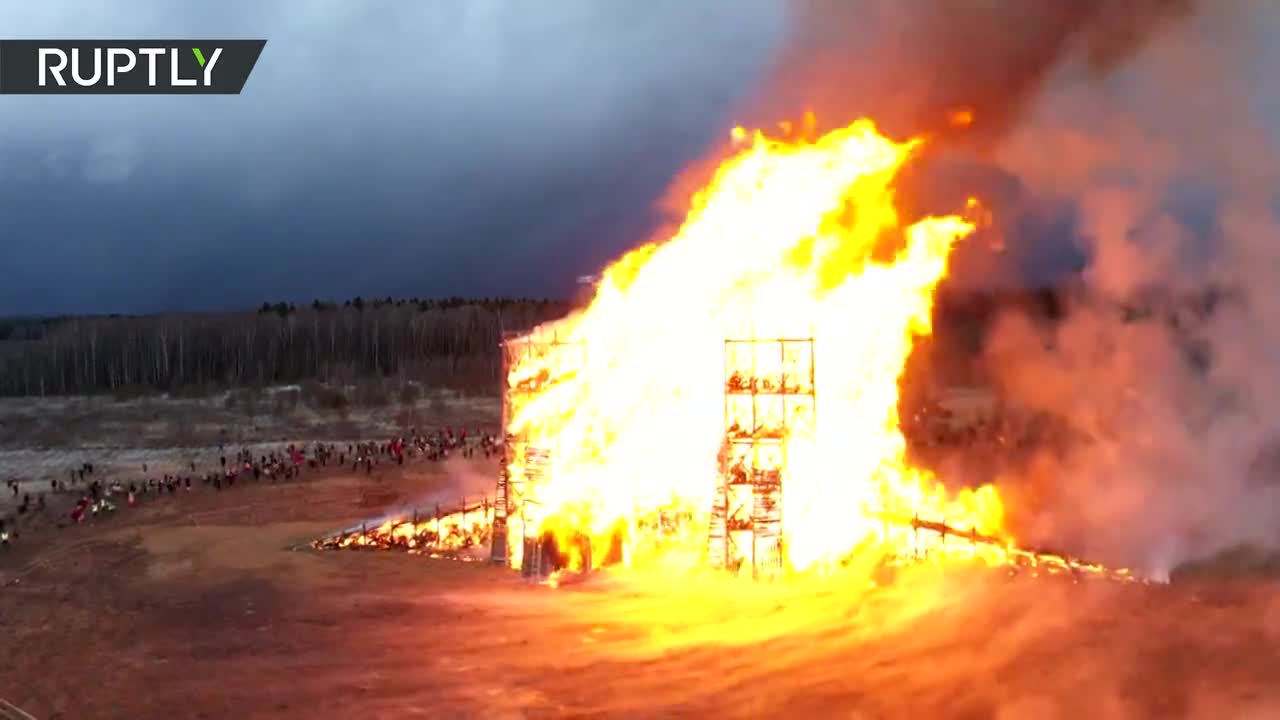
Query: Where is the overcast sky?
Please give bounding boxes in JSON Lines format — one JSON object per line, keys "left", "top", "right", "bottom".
{"left": 0, "top": 1, "right": 784, "bottom": 315}
{"left": 2, "top": 2, "right": 1277, "bottom": 317}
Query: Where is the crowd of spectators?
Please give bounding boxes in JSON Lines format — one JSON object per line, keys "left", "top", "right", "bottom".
{"left": 0, "top": 426, "right": 502, "bottom": 548}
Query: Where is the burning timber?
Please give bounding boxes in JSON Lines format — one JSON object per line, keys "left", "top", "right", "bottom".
{"left": 310, "top": 497, "right": 494, "bottom": 559}
{"left": 309, "top": 500, "right": 1139, "bottom": 583}
{"left": 312, "top": 117, "right": 1150, "bottom": 587}
{"left": 309, "top": 345, "right": 1141, "bottom": 585}
{"left": 870, "top": 512, "right": 1139, "bottom": 583}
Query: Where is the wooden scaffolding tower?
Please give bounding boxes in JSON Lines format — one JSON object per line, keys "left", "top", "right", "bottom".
{"left": 708, "top": 335, "right": 816, "bottom": 580}
{"left": 489, "top": 328, "right": 586, "bottom": 577}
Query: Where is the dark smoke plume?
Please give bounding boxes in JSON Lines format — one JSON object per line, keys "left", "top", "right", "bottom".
{"left": 757, "top": 0, "right": 1197, "bottom": 147}
{"left": 654, "top": 0, "right": 1202, "bottom": 287}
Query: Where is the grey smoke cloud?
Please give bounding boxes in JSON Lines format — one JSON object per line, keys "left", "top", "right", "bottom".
{"left": 705, "top": 0, "right": 1280, "bottom": 570}
{"left": 975, "top": 5, "right": 1280, "bottom": 571}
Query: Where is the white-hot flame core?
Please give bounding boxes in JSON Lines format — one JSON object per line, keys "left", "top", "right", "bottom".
{"left": 506, "top": 118, "right": 1006, "bottom": 572}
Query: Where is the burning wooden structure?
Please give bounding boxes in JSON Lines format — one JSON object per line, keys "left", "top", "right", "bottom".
{"left": 310, "top": 117, "right": 1147, "bottom": 587}
{"left": 490, "top": 328, "right": 586, "bottom": 576}
{"left": 308, "top": 313, "right": 1140, "bottom": 584}
{"left": 310, "top": 496, "right": 495, "bottom": 558}
{"left": 709, "top": 335, "right": 815, "bottom": 579}
{"left": 307, "top": 322, "right": 1139, "bottom": 584}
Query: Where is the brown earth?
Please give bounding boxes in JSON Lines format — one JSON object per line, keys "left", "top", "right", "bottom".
{"left": 2, "top": 461, "right": 1279, "bottom": 719}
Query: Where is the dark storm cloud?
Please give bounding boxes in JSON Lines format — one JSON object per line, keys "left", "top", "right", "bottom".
{"left": 0, "top": 1, "right": 784, "bottom": 315}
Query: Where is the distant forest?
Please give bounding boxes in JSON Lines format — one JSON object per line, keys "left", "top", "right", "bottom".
{"left": 0, "top": 285, "right": 1227, "bottom": 399}
{"left": 0, "top": 297, "right": 571, "bottom": 397}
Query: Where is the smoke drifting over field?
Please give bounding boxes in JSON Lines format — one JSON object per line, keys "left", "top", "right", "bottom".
{"left": 981, "top": 5, "right": 1280, "bottom": 573}
{"left": 681, "top": 0, "right": 1280, "bottom": 572}
{"left": 776, "top": 1, "right": 1280, "bottom": 571}
{"left": 560, "top": 10, "right": 1280, "bottom": 714}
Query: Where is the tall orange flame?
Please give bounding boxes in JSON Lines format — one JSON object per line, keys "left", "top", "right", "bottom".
{"left": 505, "top": 118, "right": 1006, "bottom": 574}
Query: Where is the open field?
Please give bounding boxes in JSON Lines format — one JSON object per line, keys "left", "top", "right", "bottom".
{"left": 0, "top": 383, "right": 994, "bottom": 484}
{"left": 0, "top": 389, "right": 501, "bottom": 451}
{"left": 2, "top": 456, "right": 1279, "bottom": 719}
{"left": 0, "top": 388, "right": 499, "bottom": 515}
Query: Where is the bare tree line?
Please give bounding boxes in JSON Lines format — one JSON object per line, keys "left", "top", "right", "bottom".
{"left": 0, "top": 284, "right": 1226, "bottom": 399}
{"left": 0, "top": 298, "right": 571, "bottom": 398}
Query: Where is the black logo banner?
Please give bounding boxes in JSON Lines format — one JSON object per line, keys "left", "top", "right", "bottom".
{"left": 0, "top": 40, "right": 267, "bottom": 94}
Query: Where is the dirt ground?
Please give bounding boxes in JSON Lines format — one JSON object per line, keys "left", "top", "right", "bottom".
{"left": 1, "top": 457, "right": 1279, "bottom": 720}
